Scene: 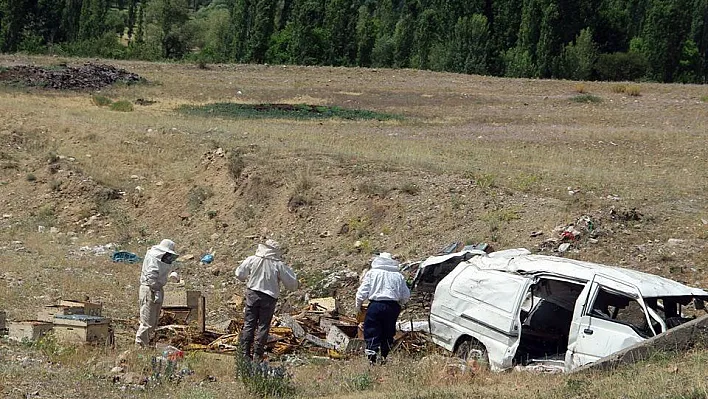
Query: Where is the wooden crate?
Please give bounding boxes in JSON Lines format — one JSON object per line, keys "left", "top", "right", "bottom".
{"left": 37, "top": 305, "right": 85, "bottom": 322}
{"left": 53, "top": 315, "right": 113, "bottom": 345}
{"left": 8, "top": 321, "right": 53, "bottom": 342}
{"left": 57, "top": 300, "right": 102, "bottom": 316}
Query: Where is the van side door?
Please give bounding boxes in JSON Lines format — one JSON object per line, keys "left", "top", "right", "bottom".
{"left": 566, "top": 274, "right": 655, "bottom": 370}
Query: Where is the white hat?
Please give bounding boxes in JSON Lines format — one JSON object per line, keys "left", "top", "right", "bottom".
{"left": 156, "top": 239, "right": 178, "bottom": 255}
{"left": 379, "top": 252, "right": 393, "bottom": 259}
{"left": 265, "top": 239, "right": 281, "bottom": 251}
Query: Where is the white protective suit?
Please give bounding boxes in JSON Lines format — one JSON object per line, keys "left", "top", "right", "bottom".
{"left": 235, "top": 243, "right": 298, "bottom": 298}
{"left": 356, "top": 253, "right": 411, "bottom": 309}
{"left": 135, "top": 239, "right": 177, "bottom": 346}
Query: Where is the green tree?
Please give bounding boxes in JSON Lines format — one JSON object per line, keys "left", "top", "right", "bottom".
{"left": 536, "top": 1, "right": 560, "bottom": 78}
{"left": 287, "top": 0, "right": 325, "bottom": 65}
{"left": 392, "top": 13, "right": 414, "bottom": 68}
{"left": 61, "top": 0, "right": 83, "bottom": 41}
{"left": 448, "top": 14, "right": 489, "bottom": 74}
{"left": 127, "top": 0, "right": 138, "bottom": 38}
{"left": 0, "top": 0, "right": 31, "bottom": 51}
{"left": 641, "top": 0, "right": 692, "bottom": 82}
{"left": 690, "top": 0, "right": 708, "bottom": 82}
{"left": 410, "top": 8, "right": 438, "bottom": 69}
{"left": 145, "top": 0, "right": 191, "bottom": 58}
{"left": 228, "top": 0, "right": 251, "bottom": 61}
{"left": 504, "top": 46, "right": 535, "bottom": 77}
{"left": 79, "top": 0, "right": 109, "bottom": 40}
{"left": 248, "top": 0, "right": 276, "bottom": 62}
{"left": 323, "top": 0, "right": 357, "bottom": 66}
{"left": 559, "top": 28, "right": 598, "bottom": 80}
{"left": 355, "top": 2, "right": 376, "bottom": 67}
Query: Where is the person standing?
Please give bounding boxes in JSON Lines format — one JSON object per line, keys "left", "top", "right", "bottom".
{"left": 355, "top": 252, "right": 411, "bottom": 365}
{"left": 135, "top": 239, "right": 179, "bottom": 347}
{"left": 235, "top": 239, "right": 298, "bottom": 361}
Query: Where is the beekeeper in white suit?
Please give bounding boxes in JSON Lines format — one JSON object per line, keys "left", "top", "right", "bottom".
{"left": 135, "top": 239, "right": 179, "bottom": 346}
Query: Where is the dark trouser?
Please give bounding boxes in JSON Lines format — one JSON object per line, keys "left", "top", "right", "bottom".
{"left": 240, "top": 289, "right": 277, "bottom": 360}
{"left": 363, "top": 300, "right": 401, "bottom": 364}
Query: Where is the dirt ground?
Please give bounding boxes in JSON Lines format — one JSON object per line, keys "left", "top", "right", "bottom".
{"left": 0, "top": 55, "right": 707, "bottom": 398}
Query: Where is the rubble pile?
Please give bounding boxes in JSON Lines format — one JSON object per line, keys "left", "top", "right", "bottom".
{"left": 155, "top": 297, "right": 433, "bottom": 360}
{"left": 0, "top": 63, "right": 143, "bottom": 90}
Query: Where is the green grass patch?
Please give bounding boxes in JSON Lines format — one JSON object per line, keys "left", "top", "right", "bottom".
{"left": 109, "top": 100, "right": 134, "bottom": 112}
{"left": 571, "top": 94, "right": 602, "bottom": 103}
{"left": 700, "top": 95, "right": 708, "bottom": 103}
{"left": 177, "top": 103, "right": 402, "bottom": 121}
{"left": 92, "top": 95, "right": 112, "bottom": 106}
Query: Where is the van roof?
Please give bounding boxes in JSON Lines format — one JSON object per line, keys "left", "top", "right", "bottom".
{"left": 469, "top": 248, "right": 708, "bottom": 298}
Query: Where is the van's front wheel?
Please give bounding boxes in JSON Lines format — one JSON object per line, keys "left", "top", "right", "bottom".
{"left": 455, "top": 338, "right": 489, "bottom": 370}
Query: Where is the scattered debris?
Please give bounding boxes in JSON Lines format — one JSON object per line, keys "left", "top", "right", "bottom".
{"left": 112, "top": 251, "right": 141, "bottom": 264}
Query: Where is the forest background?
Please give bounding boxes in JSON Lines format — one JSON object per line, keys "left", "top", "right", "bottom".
{"left": 0, "top": 0, "right": 707, "bottom": 83}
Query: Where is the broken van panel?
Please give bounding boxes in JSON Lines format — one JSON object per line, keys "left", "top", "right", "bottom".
{"left": 429, "top": 249, "right": 708, "bottom": 372}
{"left": 412, "top": 247, "right": 521, "bottom": 292}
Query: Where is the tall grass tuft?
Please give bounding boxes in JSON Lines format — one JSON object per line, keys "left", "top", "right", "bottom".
{"left": 109, "top": 100, "right": 134, "bottom": 112}
{"left": 235, "top": 351, "right": 295, "bottom": 398}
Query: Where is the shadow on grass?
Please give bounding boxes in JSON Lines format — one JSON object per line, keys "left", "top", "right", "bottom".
{"left": 177, "top": 103, "right": 403, "bottom": 121}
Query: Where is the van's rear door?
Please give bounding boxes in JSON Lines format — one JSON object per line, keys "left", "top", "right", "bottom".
{"left": 450, "top": 268, "right": 531, "bottom": 337}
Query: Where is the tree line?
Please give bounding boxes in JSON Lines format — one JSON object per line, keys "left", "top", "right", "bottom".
{"left": 1, "top": 0, "right": 707, "bottom": 83}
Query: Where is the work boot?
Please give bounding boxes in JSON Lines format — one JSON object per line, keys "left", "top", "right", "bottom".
{"left": 367, "top": 354, "right": 377, "bottom": 365}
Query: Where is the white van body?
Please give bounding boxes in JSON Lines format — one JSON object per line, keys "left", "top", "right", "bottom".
{"left": 429, "top": 248, "right": 708, "bottom": 372}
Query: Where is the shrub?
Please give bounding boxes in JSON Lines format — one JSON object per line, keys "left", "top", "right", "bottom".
{"left": 109, "top": 100, "right": 134, "bottom": 112}
{"left": 227, "top": 149, "right": 245, "bottom": 180}
{"left": 594, "top": 52, "right": 648, "bottom": 81}
{"left": 358, "top": 181, "right": 390, "bottom": 198}
{"left": 26, "top": 173, "right": 37, "bottom": 182}
{"left": 347, "top": 371, "right": 374, "bottom": 391}
{"left": 399, "top": 181, "right": 420, "bottom": 195}
{"left": 625, "top": 85, "right": 641, "bottom": 96}
{"left": 701, "top": 96, "right": 708, "bottom": 103}
{"left": 188, "top": 186, "right": 213, "bottom": 209}
{"left": 235, "top": 352, "right": 295, "bottom": 398}
{"left": 572, "top": 94, "right": 602, "bottom": 103}
{"left": 92, "top": 95, "right": 113, "bottom": 106}
{"left": 611, "top": 84, "right": 627, "bottom": 93}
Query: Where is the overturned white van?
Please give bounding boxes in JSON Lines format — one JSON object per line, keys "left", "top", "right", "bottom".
{"left": 429, "top": 248, "right": 708, "bottom": 372}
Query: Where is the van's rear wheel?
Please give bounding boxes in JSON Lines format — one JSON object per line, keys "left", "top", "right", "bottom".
{"left": 455, "top": 338, "right": 489, "bottom": 370}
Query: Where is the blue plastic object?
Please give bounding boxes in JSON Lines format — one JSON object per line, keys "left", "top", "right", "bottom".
{"left": 112, "top": 251, "right": 141, "bottom": 264}
{"left": 200, "top": 254, "right": 214, "bottom": 264}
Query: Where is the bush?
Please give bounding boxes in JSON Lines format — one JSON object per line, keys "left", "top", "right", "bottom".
{"left": 235, "top": 352, "right": 295, "bottom": 398}
{"left": 109, "top": 100, "right": 134, "bottom": 112}
{"left": 625, "top": 85, "right": 641, "bottom": 96}
{"left": 572, "top": 94, "right": 602, "bottom": 103}
{"left": 594, "top": 52, "right": 648, "bottom": 81}
{"left": 92, "top": 95, "right": 113, "bottom": 106}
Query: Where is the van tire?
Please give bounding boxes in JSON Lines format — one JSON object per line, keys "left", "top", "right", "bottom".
{"left": 454, "top": 338, "right": 489, "bottom": 370}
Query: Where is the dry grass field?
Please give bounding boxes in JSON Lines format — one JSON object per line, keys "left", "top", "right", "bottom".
{"left": 0, "top": 54, "right": 707, "bottom": 398}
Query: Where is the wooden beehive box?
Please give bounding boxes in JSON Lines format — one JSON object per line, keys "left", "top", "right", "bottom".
{"left": 8, "top": 321, "right": 53, "bottom": 342}
{"left": 162, "top": 288, "right": 201, "bottom": 309}
{"left": 52, "top": 315, "right": 113, "bottom": 345}
{"left": 57, "top": 300, "right": 102, "bottom": 316}
{"left": 326, "top": 324, "right": 365, "bottom": 353}
{"left": 37, "top": 304, "right": 85, "bottom": 322}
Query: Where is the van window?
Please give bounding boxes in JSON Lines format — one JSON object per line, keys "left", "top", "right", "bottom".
{"left": 590, "top": 287, "right": 653, "bottom": 338}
